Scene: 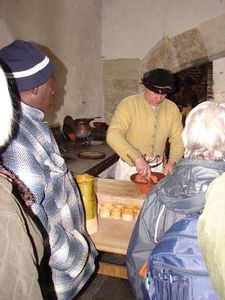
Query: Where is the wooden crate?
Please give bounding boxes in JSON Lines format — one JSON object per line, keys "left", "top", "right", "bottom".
{"left": 91, "top": 178, "right": 146, "bottom": 255}
{"left": 94, "top": 177, "right": 145, "bottom": 207}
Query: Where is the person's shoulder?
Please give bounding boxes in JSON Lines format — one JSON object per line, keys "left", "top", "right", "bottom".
{"left": 209, "top": 172, "right": 225, "bottom": 189}
{"left": 163, "top": 98, "right": 180, "bottom": 112}
{"left": 0, "top": 175, "right": 20, "bottom": 215}
{"left": 4, "top": 134, "right": 33, "bottom": 153}
{"left": 120, "top": 93, "right": 143, "bottom": 102}
{"left": 164, "top": 98, "right": 178, "bottom": 107}
{"left": 205, "top": 172, "right": 225, "bottom": 206}
{"left": 0, "top": 175, "right": 13, "bottom": 197}
{"left": 118, "top": 93, "right": 144, "bottom": 107}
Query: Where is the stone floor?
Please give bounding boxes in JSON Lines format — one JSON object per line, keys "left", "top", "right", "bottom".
{"left": 77, "top": 274, "right": 135, "bottom": 300}
{"left": 76, "top": 252, "right": 135, "bottom": 300}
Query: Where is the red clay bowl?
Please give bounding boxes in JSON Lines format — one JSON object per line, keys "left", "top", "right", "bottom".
{"left": 130, "top": 172, "right": 165, "bottom": 195}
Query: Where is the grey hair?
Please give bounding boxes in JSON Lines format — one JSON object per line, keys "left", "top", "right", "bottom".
{"left": 182, "top": 100, "right": 225, "bottom": 160}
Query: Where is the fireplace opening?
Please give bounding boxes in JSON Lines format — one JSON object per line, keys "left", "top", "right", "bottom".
{"left": 167, "top": 62, "right": 213, "bottom": 125}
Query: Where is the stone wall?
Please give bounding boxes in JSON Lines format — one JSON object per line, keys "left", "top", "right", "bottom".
{"left": 0, "top": 0, "right": 103, "bottom": 125}
{"left": 103, "top": 59, "right": 140, "bottom": 123}
{"left": 104, "top": 14, "right": 225, "bottom": 122}
{"left": 142, "top": 14, "right": 225, "bottom": 73}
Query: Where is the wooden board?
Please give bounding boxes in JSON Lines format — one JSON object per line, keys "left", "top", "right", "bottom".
{"left": 92, "top": 178, "right": 147, "bottom": 255}
{"left": 98, "top": 262, "right": 127, "bottom": 279}
{"left": 94, "top": 177, "right": 145, "bottom": 205}
{"left": 78, "top": 150, "right": 105, "bottom": 159}
{"left": 91, "top": 218, "right": 135, "bottom": 255}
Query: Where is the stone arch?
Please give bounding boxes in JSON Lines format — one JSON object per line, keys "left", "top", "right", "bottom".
{"left": 141, "top": 14, "right": 225, "bottom": 73}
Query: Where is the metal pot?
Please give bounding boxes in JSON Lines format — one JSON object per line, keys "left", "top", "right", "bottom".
{"left": 93, "top": 121, "right": 107, "bottom": 130}
{"left": 74, "top": 118, "right": 94, "bottom": 138}
{"left": 62, "top": 116, "right": 77, "bottom": 141}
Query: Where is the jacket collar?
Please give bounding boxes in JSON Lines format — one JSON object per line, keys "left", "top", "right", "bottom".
{"left": 154, "top": 158, "right": 225, "bottom": 213}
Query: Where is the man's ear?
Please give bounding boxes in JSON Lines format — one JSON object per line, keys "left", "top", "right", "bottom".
{"left": 31, "top": 87, "right": 39, "bottom": 96}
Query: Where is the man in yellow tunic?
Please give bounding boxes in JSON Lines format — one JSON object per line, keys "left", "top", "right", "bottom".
{"left": 106, "top": 68, "right": 184, "bottom": 180}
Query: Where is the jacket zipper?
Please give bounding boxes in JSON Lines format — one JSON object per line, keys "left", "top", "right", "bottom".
{"left": 152, "top": 260, "right": 209, "bottom": 277}
{"left": 154, "top": 204, "right": 166, "bottom": 243}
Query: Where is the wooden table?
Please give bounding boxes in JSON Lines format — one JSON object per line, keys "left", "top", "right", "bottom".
{"left": 59, "top": 139, "right": 119, "bottom": 176}
{"left": 91, "top": 178, "right": 146, "bottom": 278}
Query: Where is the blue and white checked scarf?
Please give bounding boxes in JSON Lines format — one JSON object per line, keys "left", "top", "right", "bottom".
{"left": 2, "top": 103, "right": 97, "bottom": 299}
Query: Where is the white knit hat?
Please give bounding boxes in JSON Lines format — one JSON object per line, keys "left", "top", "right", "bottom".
{"left": 0, "top": 66, "right": 14, "bottom": 148}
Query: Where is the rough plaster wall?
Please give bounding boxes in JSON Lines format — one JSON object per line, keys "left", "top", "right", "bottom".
{"left": 103, "top": 59, "right": 140, "bottom": 123}
{"left": 1, "top": 1, "right": 225, "bottom": 125}
{"left": 102, "top": 1, "right": 225, "bottom": 121}
{"left": 141, "top": 14, "right": 225, "bottom": 76}
{"left": 213, "top": 58, "right": 225, "bottom": 101}
{"left": 0, "top": 0, "right": 103, "bottom": 125}
{"left": 142, "top": 28, "right": 209, "bottom": 73}
{"left": 199, "top": 14, "right": 225, "bottom": 61}
{"left": 102, "top": 0, "right": 225, "bottom": 59}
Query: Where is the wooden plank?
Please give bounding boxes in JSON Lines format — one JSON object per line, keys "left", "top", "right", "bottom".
{"left": 94, "top": 177, "right": 146, "bottom": 207}
{"left": 94, "top": 177, "right": 145, "bottom": 201}
{"left": 91, "top": 218, "right": 135, "bottom": 255}
{"left": 92, "top": 178, "right": 147, "bottom": 254}
{"left": 98, "top": 262, "right": 128, "bottom": 279}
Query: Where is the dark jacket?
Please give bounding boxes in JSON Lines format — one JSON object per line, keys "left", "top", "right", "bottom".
{"left": 126, "top": 158, "right": 225, "bottom": 300}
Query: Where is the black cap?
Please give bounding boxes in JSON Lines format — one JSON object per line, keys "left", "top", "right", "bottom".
{"left": 141, "top": 68, "right": 175, "bottom": 94}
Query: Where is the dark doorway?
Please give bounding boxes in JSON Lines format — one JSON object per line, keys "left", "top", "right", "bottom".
{"left": 168, "top": 62, "right": 213, "bottom": 124}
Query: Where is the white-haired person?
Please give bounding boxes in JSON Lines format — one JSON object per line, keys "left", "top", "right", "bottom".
{"left": 0, "top": 66, "right": 44, "bottom": 299}
{"left": 126, "top": 100, "right": 225, "bottom": 300}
